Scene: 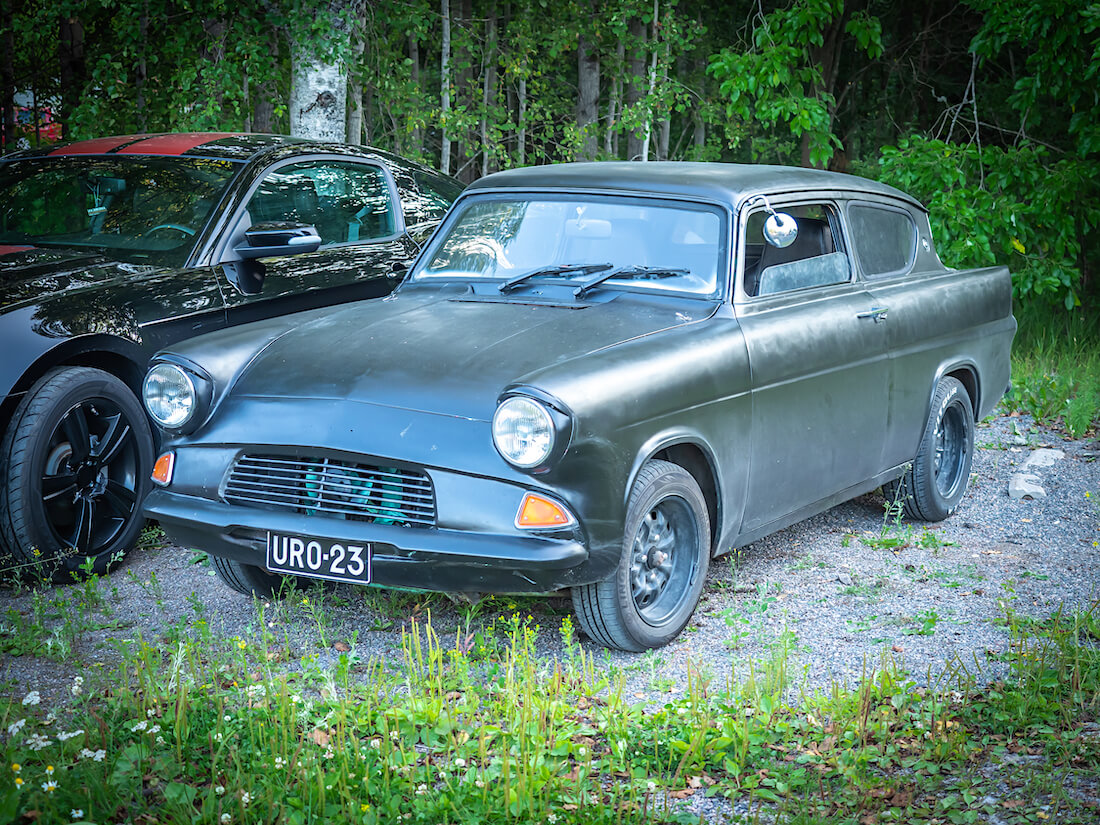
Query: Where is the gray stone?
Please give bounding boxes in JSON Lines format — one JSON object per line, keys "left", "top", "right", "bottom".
{"left": 1021, "top": 448, "right": 1065, "bottom": 471}
{"left": 1008, "top": 473, "right": 1046, "bottom": 500}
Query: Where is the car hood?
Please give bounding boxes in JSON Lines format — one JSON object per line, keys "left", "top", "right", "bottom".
{"left": 228, "top": 284, "right": 713, "bottom": 421}
{"left": 0, "top": 246, "right": 159, "bottom": 312}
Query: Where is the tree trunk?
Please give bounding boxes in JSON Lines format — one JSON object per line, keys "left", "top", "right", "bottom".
{"left": 800, "top": 6, "right": 849, "bottom": 168}
{"left": 625, "top": 17, "right": 647, "bottom": 161}
{"left": 135, "top": 2, "right": 149, "bottom": 132}
{"left": 289, "top": 1, "right": 351, "bottom": 142}
{"left": 481, "top": 8, "right": 497, "bottom": 177}
{"left": 409, "top": 32, "right": 422, "bottom": 154}
{"left": 455, "top": 0, "right": 475, "bottom": 182}
{"left": 640, "top": 0, "right": 659, "bottom": 162}
{"left": 440, "top": 0, "right": 452, "bottom": 174}
{"left": 605, "top": 41, "right": 623, "bottom": 157}
{"left": 347, "top": 19, "right": 367, "bottom": 145}
{"left": 58, "top": 13, "right": 85, "bottom": 138}
{"left": 657, "top": 60, "right": 670, "bottom": 160}
{"left": 576, "top": 31, "right": 600, "bottom": 161}
{"left": 517, "top": 73, "right": 526, "bottom": 166}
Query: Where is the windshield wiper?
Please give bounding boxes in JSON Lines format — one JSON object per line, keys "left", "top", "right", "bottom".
{"left": 573, "top": 265, "right": 689, "bottom": 298}
{"left": 499, "top": 262, "right": 612, "bottom": 293}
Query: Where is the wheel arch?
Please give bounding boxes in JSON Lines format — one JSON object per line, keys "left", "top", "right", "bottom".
{"left": 1, "top": 335, "right": 147, "bottom": 434}
{"left": 629, "top": 435, "right": 722, "bottom": 556}
{"left": 931, "top": 361, "right": 980, "bottom": 420}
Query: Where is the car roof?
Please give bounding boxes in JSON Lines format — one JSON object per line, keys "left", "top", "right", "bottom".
{"left": 464, "top": 161, "right": 924, "bottom": 212}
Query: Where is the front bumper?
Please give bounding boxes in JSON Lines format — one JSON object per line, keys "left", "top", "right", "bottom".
{"left": 145, "top": 488, "right": 590, "bottom": 593}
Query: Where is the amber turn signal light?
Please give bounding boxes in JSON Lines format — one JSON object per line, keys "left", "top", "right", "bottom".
{"left": 515, "top": 492, "right": 575, "bottom": 529}
{"left": 151, "top": 452, "right": 175, "bottom": 487}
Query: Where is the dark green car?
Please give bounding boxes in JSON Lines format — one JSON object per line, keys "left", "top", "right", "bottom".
{"left": 142, "top": 162, "right": 1015, "bottom": 651}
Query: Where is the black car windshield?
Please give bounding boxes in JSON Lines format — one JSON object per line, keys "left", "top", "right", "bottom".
{"left": 413, "top": 196, "right": 724, "bottom": 297}
{"left": 0, "top": 155, "right": 240, "bottom": 266}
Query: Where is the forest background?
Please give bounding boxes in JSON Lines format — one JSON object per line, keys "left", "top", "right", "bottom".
{"left": 2, "top": 0, "right": 1098, "bottom": 430}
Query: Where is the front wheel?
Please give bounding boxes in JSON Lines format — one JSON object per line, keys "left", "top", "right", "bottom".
{"left": 212, "top": 555, "right": 295, "bottom": 598}
{"left": 572, "top": 460, "right": 710, "bottom": 651}
{"left": 884, "top": 376, "right": 975, "bottom": 522}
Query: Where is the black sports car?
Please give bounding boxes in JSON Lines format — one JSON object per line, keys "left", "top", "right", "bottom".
{"left": 0, "top": 132, "right": 462, "bottom": 578}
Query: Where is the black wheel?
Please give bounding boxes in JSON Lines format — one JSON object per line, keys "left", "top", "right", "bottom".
{"left": 883, "top": 377, "right": 975, "bottom": 522}
{"left": 0, "top": 367, "right": 152, "bottom": 580}
{"left": 211, "top": 555, "right": 293, "bottom": 597}
{"left": 572, "top": 459, "right": 710, "bottom": 651}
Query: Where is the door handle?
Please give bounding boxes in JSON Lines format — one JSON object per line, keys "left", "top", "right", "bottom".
{"left": 857, "top": 306, "right": 889, "bottom": 323}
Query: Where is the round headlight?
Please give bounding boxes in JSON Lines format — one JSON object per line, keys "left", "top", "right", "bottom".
{"left": 492, "top": 397, "right": 555, "bottom": 468}
{"left": 143, "top": 364, "right": 197, "bottom": 429}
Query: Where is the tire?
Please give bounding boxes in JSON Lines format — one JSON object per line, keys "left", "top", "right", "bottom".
{"left": 211, "top": 555, "right": 290, "bottom": 597}
{"left": 572, "top": 459, "right": 710, "bottom": 651}
{"left": 0, "top": 367, "right": 153, "bottom": 580}
{"left": 883, "top": 377, "right": 975, "bottom": 522}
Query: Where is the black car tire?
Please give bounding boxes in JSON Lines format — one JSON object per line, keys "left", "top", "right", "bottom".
{"left": 0, "top": 367, "right": 152, "bottom": 580}
{"left": 211, "top": 555, "right": 290, "bottom": 597}
{"left": 883, "top": 377, "right": 975, "bottom": 522}
{"left": 572, "top": 459, "right": 710, "bottom": 652}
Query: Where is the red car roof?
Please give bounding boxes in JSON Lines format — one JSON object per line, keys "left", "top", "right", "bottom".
{"left": 48, "top": 132, "right": 244, "bottom": 157}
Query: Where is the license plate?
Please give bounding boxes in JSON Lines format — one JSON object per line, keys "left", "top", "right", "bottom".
{"left": 266, "top": 532, "right": 372, "bottom": 584}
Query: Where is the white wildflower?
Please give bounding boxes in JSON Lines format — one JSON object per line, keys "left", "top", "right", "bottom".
{"left": 71, "top": 810, "right": 83, "bottom": 820}
{"left": 7, "top": 719, "right": 25, "bottom": 737}
{"left": 71, "top": 677, "right": 83, "bottom": 697}
{"left": 41, "top": 779, "right": 58, "bottom": 793}
{"left": 548, "top": 815, "right": 559, "bottom": 824}
{"left": 26, "top": 734, "right": 51, "bottom": 751}
{"left": 220, "top": 815, "right": 231, "bottom": 825}
{"left": 274, "top": 757, "right": 286, "bottom": 769}
{"left": 148, "top": 725, "right": 161, "bottom": 735}
{"left": 156, "top": 736, "right": 165, "bottom": 745}
{"left": 131, "top": 721, "right": 147, "bottom": 732}
{"left": 58, "top": 729, "right": 84, "bottom": 741}
{"left": 454, "top": 758, "right": 466, "bottom": 768}
{"left": 21, "top": 692, "right": 40, "bottom": 706}
{"left": 146, "top": 708, "right": 156, "bottom": 718}
{"left": 240, "top": 791, "right": 251, "bottom": 806}
{"left": 214, "top": 785, "right": 226, "bottom": 796}
{"left": 646, "top": 781, "right": 656, "bottom": 793}
{"left": 416, "top": 784, "right": 427, "bottom": 795}
{"left": 369, "top": 739, "right": 381, "bottom": 749}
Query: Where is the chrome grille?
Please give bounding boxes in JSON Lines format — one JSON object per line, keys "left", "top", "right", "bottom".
{"left": 224, "top": 454, "right": 435, "bottom": 527}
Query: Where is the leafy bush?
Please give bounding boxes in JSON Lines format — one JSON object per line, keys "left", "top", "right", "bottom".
{"left": 869, "top": 136, "right": 1098, "bottom": 311}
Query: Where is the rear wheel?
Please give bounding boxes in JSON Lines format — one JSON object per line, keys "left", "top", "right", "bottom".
{"left": 212, "top": 555, "right": 290, "bottom": 597}
{"left": 0, "top": 367, "right": 152, "bottom": 580}
{"left": 883, "top": 376, "right": 974, "bottom": 522}
{"left": 572, "top": 460, "right": 710, "bottom": 651}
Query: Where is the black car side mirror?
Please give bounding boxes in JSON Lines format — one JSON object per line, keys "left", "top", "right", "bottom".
{"left": 236, "top": 221, "right": 322, "bottom": 259}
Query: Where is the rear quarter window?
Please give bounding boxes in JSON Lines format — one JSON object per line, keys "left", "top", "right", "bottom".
{"left": 848, "top": 204, "right": 916, "bottom": 279}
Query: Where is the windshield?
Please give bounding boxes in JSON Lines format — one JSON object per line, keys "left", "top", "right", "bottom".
{"left": 413, "top": 196, "right": 725, "bottom": 297}
{"left": 0, "top": 155, "right": 241, "bottom": 266}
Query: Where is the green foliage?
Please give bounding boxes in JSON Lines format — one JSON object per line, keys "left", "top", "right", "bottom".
{"left": 1005, "top": 302, "right": 1100, "bottom": 436}
{"left": 872, "top": 136, "right": 1099, "bottom": 310}
{"left": 707, "top": 0, "right": 883, "bottom": 168}
{"left": 2, "top": 581, "right": 1097, "bottom": 825}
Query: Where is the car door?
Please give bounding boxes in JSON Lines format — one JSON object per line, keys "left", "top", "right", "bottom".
{"left": 734, "top": 197, "right": 891, "bottom": 533}
{"left": 213, "top": 157, "right": 421, "bottom": 326}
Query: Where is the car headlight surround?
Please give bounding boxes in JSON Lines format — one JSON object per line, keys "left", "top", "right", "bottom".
{"left": 492, "top": 396, "right": 557, "bottom": 469}
{"left": 143, "top": 363, "right": 200, "bottom": 429}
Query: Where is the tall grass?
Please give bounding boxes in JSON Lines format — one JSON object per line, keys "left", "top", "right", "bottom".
{"left": 2, "top": 574, "right": 1098, "bottom": 825}
{"left": 1008, "top": 303, "right": 1100, "bottom": 436}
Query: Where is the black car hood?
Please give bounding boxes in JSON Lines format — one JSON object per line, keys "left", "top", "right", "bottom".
{"left": 230, "top": 284, "right": 711, "bottom": 421}
{"left": 0, "top": 246, "right": 159, "bottom": 311}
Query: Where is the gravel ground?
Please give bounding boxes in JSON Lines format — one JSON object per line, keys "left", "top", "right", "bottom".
{"left": 3, "top": 411, "right": 1097, "bottom": 704}
{"left": 2, "top": 411, "right": 1098, "bottom": 823}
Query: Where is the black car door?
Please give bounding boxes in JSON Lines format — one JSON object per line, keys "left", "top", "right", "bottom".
{"left": 212, "top": 157, "right": 421, "bottom": 326}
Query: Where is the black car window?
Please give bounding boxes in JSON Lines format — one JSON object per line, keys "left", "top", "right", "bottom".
{"left": 0, "top": 155, "right": 239, "bottom": 266}
{"left": 247, "top": 160, "right": 396, "bottom": 247}
{"left": 848, "top": 203, "right": 916, "bottom": 279}
{"left": 743, "top": 202, "right": 851, "bottom": 297}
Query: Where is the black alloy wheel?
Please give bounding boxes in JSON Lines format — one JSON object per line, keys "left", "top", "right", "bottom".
{"left": 0, "top": 367, "right": 152, "bottom": 579}
{"left": 883, "top": 376, "right": 975, "bottom": 522}
{"left": 572, "top": 459, "right": 710, "bottom": 651}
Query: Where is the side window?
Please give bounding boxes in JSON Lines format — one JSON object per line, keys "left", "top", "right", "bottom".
{"left": 246, "top": 161, "right": 396, "bottom": 247}
{"left": 743, "top": 202, "right": 851, "bottom": 297}
{"left": 848, "top": 204, "right": 916, "bottom": 279}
